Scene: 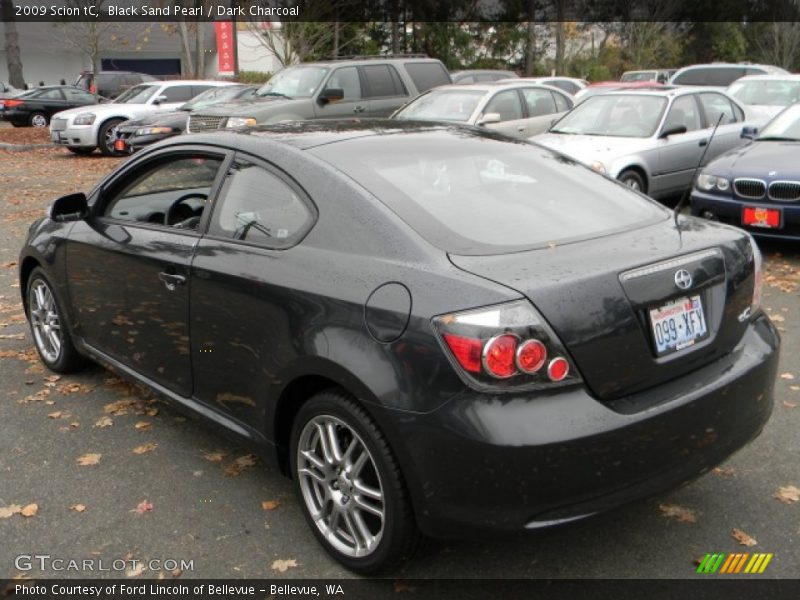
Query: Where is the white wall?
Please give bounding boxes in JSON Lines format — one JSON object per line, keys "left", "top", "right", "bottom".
{"left": 205, "top": 29, "right": 283, "bottom": 78}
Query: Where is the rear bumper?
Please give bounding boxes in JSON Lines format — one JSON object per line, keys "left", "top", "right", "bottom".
{"left": 0, "top": 109, "right": 28, "bottom": 125}
{"left": 691, "top": 190, "right": 800, "bottom": 240}
{"left": 382, "top": 314, "right": 779, "bottom": 538}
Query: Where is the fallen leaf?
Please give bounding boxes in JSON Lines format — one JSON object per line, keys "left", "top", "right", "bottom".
{"left": 47, "top": 411, "right": 63, "bottom": 419}
{"left": 202, "top": 450, "right": 227, "bottom": 463}
{"left": 171, "top": 569, "right": 182, "bottom": 578}
{"left": 132, "top": 442, "right": 157, "bottom": 455}
{"left": 659, "top": 503, "right": 697, "bottom": 523}
{"left": 770, "top": 314, "right": 785, "bottom": 323}
{"left": 147, "top": 408, "right": 159, "bottom": 417}
{"left": 224, "top": 453, "right": 258, "bottom": 477}
{"left": 76, "top": 453, "right": 102, "bottom": 466}
{"left": 394, "top": 580, "right": 414, "bottom": 593}
{"left": 270, "top": 559, "right": 297, "bottom": 573}
{"left": 784, "top": 401, "right": 798, "bottom": 409}
{"left": 43, "top": 375, "right": 61, "bottom": 382}
{"left": 0, "top": 504, "right": 22, "bottom": 519}
{"left": 774, "top": 485, "right": 800, "bottom": 504}
{"left": 780, "top": 372, "right": 795, "bottom": 380}
{"left": 20, "top": 503, "right": 38, "bottom": 518}
{"left": 790, "top": 385, "right": 799, "bottom": 392}
{"left": 731, "top": 527, "right": 758, "bottom": 547}
{"left": 69, "top": 422, "right": 80, "bottom": 428}
{"left": 1, "top": 261, "right": 17, "bottom": 268}
{"left": 70, "top": 504, "right": 86, "bottom": 513}
{"left": 134, "top": 421, "right": 151, "bottom": 430}
{"left": 93, "top": 416, "right": 113, "bottom": 428}
{"left": 713, "top": 466, "right": 736, "bottom": 476}
{"left": 261, "top": 500, "right": 280, "bottom": 511}
{"left": 131, "top": 500, "right": 153, "bottom": 514}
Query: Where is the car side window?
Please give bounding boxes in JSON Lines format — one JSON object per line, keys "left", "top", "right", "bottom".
{"left": 208, "top": 159, "right": 315, "bottom": 249}
{"left": 160, "top": 85, "right": 194, "bottom": 103}
{"left": 484, "top": 90, "right": 523, "bottom": 122}
{"left": 459, "top": 75, "right": 475, "bottom": 84}
{"left": 552, "top": 91, "right": 572, "bottom": 111}
{"left": 663, "top": 95, "right": 702, "bottom": 132}
{"left": 63, "top": 88, "right": 94, "bottom": 102}
{"left": 521, "top": 88, "right": 557, "bottom": 117}
{"left": 191, "top": 85, "right": 214, "bottom": 98}
{"left": 103, "top": 155, "right": 223, "bottom": 230}
{"left": 404, "top": 62, "right": 451, "bottom": 93}
{"left": 699, "top": 93, "right": 738, "bottom": 126}
{"left": 363, "top": 65, "right": 407, "bottom": 98}
{"left": 36, "top": 89, "right": 64, "bottom": 100}
{"left": 325, "top": 67, "right": 361, "bottom": 101}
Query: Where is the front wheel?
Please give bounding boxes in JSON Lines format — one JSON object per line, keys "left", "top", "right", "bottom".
{"left": 98, "top": 118, "right": 124, "bottom": 156}
{"left": 290, "top": 390, "right": 420, "bottom": 573}
{"left": 618, "top": 169, "right": 646, "bottom": 193}
{"left": 29, "top": 112, "right": 49, "bottom": 128}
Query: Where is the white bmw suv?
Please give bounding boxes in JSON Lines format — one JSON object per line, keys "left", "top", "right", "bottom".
{"left": 50, "top": 80, "right": 236, "bottom": 156}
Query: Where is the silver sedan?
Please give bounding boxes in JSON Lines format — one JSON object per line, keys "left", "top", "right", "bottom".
{"left": 392, "top": 81, "right": 573, "bottom": 139}
{"left": 532, "top": 87, "right": 753, "bottom": 199}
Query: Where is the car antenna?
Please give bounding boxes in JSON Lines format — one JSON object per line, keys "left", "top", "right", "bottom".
{"left": 673, "top": 112, "right": 724, "bottom": 225}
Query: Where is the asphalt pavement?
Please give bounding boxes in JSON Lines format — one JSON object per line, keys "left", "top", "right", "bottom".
{"left": 0, "top": 140, "right": 798, "bottom": 580}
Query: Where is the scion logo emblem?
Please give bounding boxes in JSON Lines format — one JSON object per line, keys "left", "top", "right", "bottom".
{"left": 674, "top": 269, "right": 693, "bottom": 290}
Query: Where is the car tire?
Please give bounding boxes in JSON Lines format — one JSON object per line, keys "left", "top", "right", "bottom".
{"left": 26, "top": 267, "right": 87, "bottom": 374}
{"left": 98, "top": 118, "right": 124, "bottom": 156}
{"left": 29, "top": 112, "right": 49, "bottom": 128}
{"left": 67, "top": 146, "right": 96, "bottom": 155}
{"left": 290, "top": 390, "right": 420, "bottom": 574}
{"left": 618, "top": 169, "right": 646, "bottom": 193}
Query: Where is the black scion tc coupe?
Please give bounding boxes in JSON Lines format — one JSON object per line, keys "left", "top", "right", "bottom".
{"left": 19, "top": 121, "right": 779, "bottom": 573}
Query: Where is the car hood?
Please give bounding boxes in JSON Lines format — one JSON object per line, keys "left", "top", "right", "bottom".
{"left": 703, "top": 140, "right": 800, "bottom": 178}
{"left": 53, "top": 102, "right": 153, "bottom": 121}
{"left": 194, "top": 96, "right": 307, "bottom": 117}
{"left": 121, "top": 111, "right": 188, "bottom": 129}
{"left": 532, "top": 133, "right": 653, "bottom": 166}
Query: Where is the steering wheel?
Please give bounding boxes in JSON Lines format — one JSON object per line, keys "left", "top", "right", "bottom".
{"left": 165, "top": 193, "right": 207, "bottom": 228}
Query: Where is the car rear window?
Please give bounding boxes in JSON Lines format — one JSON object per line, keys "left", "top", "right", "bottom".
{"left": 311, "top": 130, "right": 667, "bottom": 255}
{"left": 404, "top": 62, "right": 451, "bottom": 93}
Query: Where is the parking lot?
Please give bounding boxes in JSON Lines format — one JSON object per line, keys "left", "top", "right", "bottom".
{"left": 0, "top": 125, "right": 799, "bottom": 580}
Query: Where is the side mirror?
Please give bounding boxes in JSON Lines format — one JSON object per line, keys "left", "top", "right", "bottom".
{"left": 659, "top": 124, "right": 687, "bottom": 138}
{"left": 49, "top": 193, "right": 88, "bottom": 222}
{"left": 152, "top": 95, "right": 168, "bottom": 105}
{"left": 318, "top": 88, "right": 344, "bottom": 105}
{"left": 477, "top": 112, "right": 501, "bottom": 126}
{"left": 741, "top": 125, "right": 758, "bottom": 139}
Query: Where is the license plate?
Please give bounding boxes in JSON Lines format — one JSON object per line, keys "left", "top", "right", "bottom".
{"left": 51, "top": 131, "right": 62, "bottom": 142}
{"left": 649, "top": 295, "right": 707, "bottom": 356}
{"left": 743, "top": 206, "right": 781, "bottom": 228}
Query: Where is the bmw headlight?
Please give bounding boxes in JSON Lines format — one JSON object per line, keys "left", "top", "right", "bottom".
{"left": 73, "top": 113, "right": 96, "bottom": 125}
{"left": 135, "top": 126, "right": 175, "bottom": 136}
{"left": 225, "top": 117, "right": 257, "bottom": 128}
{"left": 696, "top": 174, "right": 730, "bottom": 192}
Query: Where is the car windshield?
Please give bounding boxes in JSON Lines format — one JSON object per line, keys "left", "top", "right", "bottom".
{"left": 114, "top": 84, "right": 159, "bottom": 104}
{"left": 727, "top": 80, "right": 800, "bottom": 107}
{"left": 181, "top": 86, "right": 246, "bottom": 110}
{"left": 551, "top": 94, "right": 667, "bottom": 137}
{"left": 756, "top": 104, "right": 800, "bottom": 141}
{"left": 393, "top": 90, "right": 485, "bottom": 123}
{"left": 621, "top": 72, "right": 655, "bottom": 82}
{"left": 256, "top": 66, "right": 328, "bottom": 99}
{"left": 312, "top": 130, "right": 667, "bottom": 255}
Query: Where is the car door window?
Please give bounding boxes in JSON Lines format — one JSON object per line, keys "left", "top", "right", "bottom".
{"left": 35, "top": 89, "right": 64, "bottom": 100}
{"left": 103, "top": 155, "right": 223, "bottom": 230}
{"left": 325, "top": 67, "right": 361, "bottom": 101}
{"left": 552, "top": 90, "right": 571, "bottom": 111}
{"left": 484, "top": 90, "right": 523, "bottom": 122}
{"left": 160, "top": 85, "right": 194, "bottom": 103}
{"left": 363, "top": 65, "right": 406, "bottom": 98}
{"left": 63, "top": 88, "right": 94, "bottom": 102}
{"left": 663, "top": 95, "right": 702, "bottom": 133}
{"left": 521, "top": 88, "right": 557, "bottom": 117}
{"left": 404, "top": 62, "right": 451, "bottom": 93}
{"left": 208, "top": 159, "right": 315, "bottom": 249}
{"left": 699, "top": 93, "right": 738, "bottom": 126}
{"left": 191, "top": 85, "right": 214, "bottom": 98}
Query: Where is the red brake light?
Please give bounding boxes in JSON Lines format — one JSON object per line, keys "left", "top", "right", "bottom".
{"left": 483, "top": 334, "right": 518, "bottom": 379}
{"left": 516, "top": 339, "right": 547, "bottom": 374}
{"left": 3, "top": 99, "right": 23, "bottom": 108}
{"left": 547, "top": 357, "right": 570, "bottom": 382}
{"left": 443, "top": 333, "right": 482, "bottom": 373}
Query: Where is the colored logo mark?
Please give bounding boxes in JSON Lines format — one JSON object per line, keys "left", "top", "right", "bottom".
{"left": 696, "top": 553, "right": 773, "bottom": 574}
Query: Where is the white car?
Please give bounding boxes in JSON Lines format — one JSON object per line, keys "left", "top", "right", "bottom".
{"left": 726, "top": 74, "right": 800, "bottom": 123}
{"left": 50, "top": 80, "right": 237, "bottom": 155}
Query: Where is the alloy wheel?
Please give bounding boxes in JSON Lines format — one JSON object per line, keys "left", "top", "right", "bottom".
{"left": 624, "top": 178, "right": 641, "bottom": 191}
{"left": 296, "top": 415, "right": 385, "bottom": 558}
{"left": 29, "top": 279, "right": 62, "bottom": 363}
{"left": 30, "top": 113, "right": 48, "bottom": 128}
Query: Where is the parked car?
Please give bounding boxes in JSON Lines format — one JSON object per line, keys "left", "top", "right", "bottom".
{"left": 0, "top": 80, "right": 21, "bottom": 99}
{"left": 533, "top": 87, "right": 751, "bottom": 199}
{"left": 726, "top": 74, "right": 800, "bottom": 122}
{"left": 508, "top": 76, "right": 588, "bottom": 95}
{"left": 621, "top": 69, "right": 676, "bottom": 84}
{"left": 668, "top": 63, "right": 788, "bottom": 88}
{"left": 114, "top": 84, "right": 259, "bottom": 153}
{"left": 691, "top": 103, "right": 800, "bottom": 241}
{"left": 0, "top": 85, "right": 99, "bottom": 128}
{"left": 574, "top": 81, "right": 667, "bottom": 103}
{"left": 19, "top": 119, "right": 778, "bottom": 573}
{"left": 187, "top": 56, "right": 451, "bottom": 132}
{"left": 50, "top": 80, "right": 236, "bottom": 156}
{"left": 451, "top": 69, "right": 518, "bottom": 84}
{"left": 75, "top": 71, "right": 158, "bottom": 99}
{"left": 392, "top": 81, "right": 573, "bottom": 138}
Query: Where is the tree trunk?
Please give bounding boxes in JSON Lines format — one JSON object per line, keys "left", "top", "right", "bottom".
{"left": 555, "top": 22, "right": 565, "bottom": 75}
{"left": 178, "top": 20, "right": 194, "bottom": 77}
{"left": 524, "top": 21, "right": 536, "bottom": 75}
{"left": 2, "top": 0, "right": 26, "bottom": 89}
{"left": 334, "top": 22, "right": 340, "bottom": 57}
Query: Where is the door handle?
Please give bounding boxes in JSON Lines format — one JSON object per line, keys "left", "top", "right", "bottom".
{"left": 699, "top": 139, "right": 708, "bottom": 147}
{"left": 353, "top": 105, "right": 366, "bottom": 113}
{"left": 158, "top": 272, "right": 186, "bottom": 291}
{"left": 516, "top": 126, "right": 526, "bottom": 132}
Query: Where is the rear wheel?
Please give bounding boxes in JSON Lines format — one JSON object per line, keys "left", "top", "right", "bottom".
{"left": 290, "top": 390, "right": 420, "bottom": 573}
{"left": 29, "top": 112, "right": 49, "bottom": 128}
{"left": 618, "top": 169, "right": 646, "bottom": 193}
{"left": 67, "top": 146, "right": 96, "bottom": 155}
{"left": 26, "top": 268, "right": 87, "bottom": 373}
{"left": 98, "top": 118, "right": 124, "bottom": 156}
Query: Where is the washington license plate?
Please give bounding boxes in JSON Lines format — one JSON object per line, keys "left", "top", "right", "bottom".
{"left": 649, "top": 295, "right": 707, "bottom": 356}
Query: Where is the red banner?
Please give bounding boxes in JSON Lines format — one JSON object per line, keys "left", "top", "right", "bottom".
{"left": 215, "top": 22, "right": 236, "bottom": 77}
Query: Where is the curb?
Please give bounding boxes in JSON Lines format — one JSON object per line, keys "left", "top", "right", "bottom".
{"left": 0, "top": 142, "right": 56, "bottom": 151}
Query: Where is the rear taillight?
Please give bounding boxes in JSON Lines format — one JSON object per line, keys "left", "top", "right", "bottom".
{"left": 433, "top": 300, "right": 581, "bottom": 390}
{"left": 3, "top": 99, "right": 23, "bottom": 108}
{"left": 749, "top": 235, "right": 763, "bottom": 313}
